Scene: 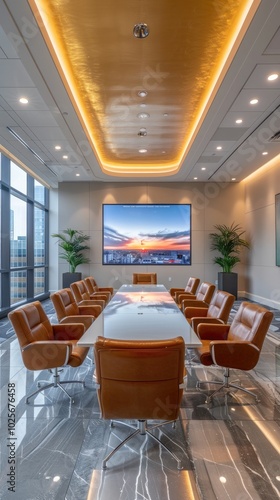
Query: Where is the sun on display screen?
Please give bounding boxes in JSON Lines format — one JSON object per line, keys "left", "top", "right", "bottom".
{"left": 102, "top": 204, "right": 191, "bottom": 265}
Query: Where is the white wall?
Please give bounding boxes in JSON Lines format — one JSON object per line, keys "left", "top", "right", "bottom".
{"left": 49, "top": 181, "right": 250, "bottom": 296}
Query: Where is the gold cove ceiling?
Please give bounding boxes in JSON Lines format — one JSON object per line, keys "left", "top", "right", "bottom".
{"left": 29, "top": 0, "right": 259, "bottom": 177}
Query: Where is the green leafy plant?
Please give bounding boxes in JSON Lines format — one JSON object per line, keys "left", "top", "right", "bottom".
{"left": 52, "top": 228, "right": 90, "bottom": 273}
{"left": 209, "top": 223, "right": 250, "bottom": 273}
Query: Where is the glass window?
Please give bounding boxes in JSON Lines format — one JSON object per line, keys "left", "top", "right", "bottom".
{"left": 10, "top": 196, "right": 27, "bottom": 268}
{"left": 34, "top": 207, "right": 45, "bottom": 265}
{"left": 10, "top": 162, "right": 27, "bottom": 194}
{"left": 10, "top": 270, "right": 27, "bottom": 305}
{"left": 34, "top": 179, "right": 45, "bottom": 204}
{"left": 34, "top": 267, "right": 45, "bottom": 296}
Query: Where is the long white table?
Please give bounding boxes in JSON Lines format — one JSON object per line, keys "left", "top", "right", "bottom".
{"left": 77, "top": 284, "right": 202, "bottom": 347}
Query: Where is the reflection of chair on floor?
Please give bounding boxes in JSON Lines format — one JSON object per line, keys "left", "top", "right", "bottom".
{"left": 84, "top": 276, "right": 113, "bottom": 302}
{"left": 184, "top": 290, "right": 235, "bottom": 329}
{"left": 196, "top": 301, "right": 273, "bottom": 403}
{"left": 132, "top": 272, "right": 157, "bottom": 284}
{"left": 51, "top": 288, "right": 102, "bottom": 326}
{"left": 170, "top": 276, "right": 200, "bottom": 302}
{"left": 94, "top": 336, "right": 186, "bottom": 470}
{"left": 179, "top": 282, "right": 215, "bottom": 310}
{"left": 8, "top": 301, "right": 89, "bottom": 404}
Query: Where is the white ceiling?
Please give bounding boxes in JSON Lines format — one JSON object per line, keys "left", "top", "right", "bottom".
{"left": 0, "top": 0, "right": 280, "bottom": 188}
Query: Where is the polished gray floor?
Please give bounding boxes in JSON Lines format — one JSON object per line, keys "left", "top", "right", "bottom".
{"left": 0, "top": 303, "right": 280, "bottom": 499}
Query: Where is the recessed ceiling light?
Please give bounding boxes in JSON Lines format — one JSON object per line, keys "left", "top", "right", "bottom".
{"left": 139, "top": 149, "right": 147, "bottom": 153}
{"left": 133, "top": 23, "right": 149, "bottom": 39}
{"left": 250, "top": 98, "right": 259, "bottom": 105}
{"left": 76, "top": 173, "right": 80, "bottom": 177}
{"left": 19, "top": 97, "right": 28, "bottom": 104}
{"left": 55, "top": 145, "right": 61, "bottom": 150}
{"left": 262, "top": 151, "right": 268, "bottom": 155}
{"left": 137, "top": 112, "right": 150, "bottom": 119}
{"left": 138, "top": 90, "right": 148, "bottom": 98}
{"left": 201, "top": 167, "right": 206, "bottom": 171}
{"left": 232, "top": 177, "right": 236, "bottom": 181}
{"left": 216, "top": 146, "right": 222, "bottom": 150}
{"left": 138, "top": 128, "right": 147, "bottom": 136}
{"left": 267, "top": 73, "right": 279, "bottom": 81}
{"left": 235, "top": 119, "right": 243, "bottom": 124}
{"left": 62, "top": 155, "right": 68, "bottom": 159}
{"left": 162, "top": 151, "right": 166, "bottom": 154}
{"left": 194, "top": 177, "right": 198, "bottom": 180}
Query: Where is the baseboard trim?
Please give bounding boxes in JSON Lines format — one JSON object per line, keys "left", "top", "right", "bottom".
{"left": 238, "top": 291, "right": 280, "bottom": 310}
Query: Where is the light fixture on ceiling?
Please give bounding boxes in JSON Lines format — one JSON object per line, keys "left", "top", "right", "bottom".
{"left": 216, "top": 146, "right": 222, "bottom": 150}
{"left": 19, "top": 97, "right": 28, "bottom": 104}
{"left": 201, "top": 167, "right": 206, "bottom": 170}
{"left": 194, "top": 177, "right": 198, "bottom": 180}
{"left": 250, "top": 98, "right": 259, "bottom": 105}
{"left": 76, "top": 173, "right": 80, "bottom": 177}
{"left": 63, "top": 155, "right": 68, "bottom": 159}
{"left": 235, "top": 119, "right": 243, "bottom": 124}
{"left": 133, "top": 23, "right": 149, "bottom": 39}
{"left": 138, "top": 90, "right": 148, "bottom": 98}
{"left": 262, "top": 151, "right": 268, "bottom": 155}
{"left": 138, "top": 128, "right": 147, "bottom": 136}
{"left": 137, "top": 112, "right": 150, "bottom": 119}
{"left": 55, "top": 145, "right": 61, "bottom": 150}
{"left": 268, "top": 73, "right": 279, "bottom": 81}
{"left": 139, "top": 149, "right": 147, "bottom": 153}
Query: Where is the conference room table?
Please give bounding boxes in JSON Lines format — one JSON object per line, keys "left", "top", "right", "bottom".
{"left": 77, "top": 284, "right": 202, "bottom": 347}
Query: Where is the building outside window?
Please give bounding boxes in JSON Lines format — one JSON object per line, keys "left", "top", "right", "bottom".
{"left": 0, "top": 154, "right": 49, "bottom": 316}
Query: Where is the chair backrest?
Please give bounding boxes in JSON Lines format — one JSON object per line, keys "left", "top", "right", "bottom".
{"left": 94, "top": 336, "right": 185, "bottom": 420}
{"left": 51, "top": 288, "right": 79, "bottom": 321}
{"left": 8, "top": 301, "right": 53, "bottom": 350}
{"left": 207, "top": 290, "right": 235, "bottom": 322}
{"left": 84, "top": 276, "right": 98, "bottom": 294}
{"left": 196, "top": 282, "right": 215, "bottom": 304}
{"left": 132, "top": 273, "right": 157, "bottom": 285}
{"left": 228, "top": 301, "right": 273, "bottom": 350}
{"left": 184, "top": 277, "right": 200, "bottom": 294}
{"left": 71, "top": 280, "right": 90, "bottom": 302}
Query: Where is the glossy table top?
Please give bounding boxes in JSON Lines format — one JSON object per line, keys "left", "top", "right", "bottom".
{"left": 78, "top": 284, "right": 202, "bottom": 347}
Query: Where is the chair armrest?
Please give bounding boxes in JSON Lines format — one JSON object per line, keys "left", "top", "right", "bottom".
{"left": 177, "top": 293, "right": 196, "bottom": 304}
{"left": 184, "top": 307, "right": 208, "bottom": 319}
{"left": 191, "top": 317, "right": 223, "bottom": 333}
{"left": 78, "top": 305, "right": 102, "bottom": 317}
{"left": 170, "top": 288, "right": 184, "bottom": 298}
{"left": 52, "top": 323, "right": 85, "bottom": 341}
{"left": 99, "top": 287, "right": 113, "bottom": 295}
{"left": 22, "top": 341, "right": 72, "bottom": 370}
{"left": 60, "top": 316, "right": 94, "bottom": 329}
{"left": 90, "top": 293, "right": 108, "bottom": 302}
{"left": 79, "top": 299, "right": 105, "bottom": 309}
{"left": 211, "top": 341, "right": 260, "bottom": 370}
{"left": 197, "top": 323, "right": 230, "bottom": 340}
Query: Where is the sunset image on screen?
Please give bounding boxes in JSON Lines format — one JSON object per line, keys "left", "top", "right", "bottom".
{"left": 103, "top": 204, "right": 191, "bottom": 265}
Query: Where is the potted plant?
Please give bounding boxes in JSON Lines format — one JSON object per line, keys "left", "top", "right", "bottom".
{"left": 209, "top": 223, "right": 250, "bottom": 299}
{"left": 52, "top": 228, "right": 91, "bottom": 287}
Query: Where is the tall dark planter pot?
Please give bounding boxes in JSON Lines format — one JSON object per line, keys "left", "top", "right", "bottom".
{"left": 62, "top": 272, "right": 82, "bottom": 288}
{"left": 218, "top": 272, "right": 238, "bottom": 299}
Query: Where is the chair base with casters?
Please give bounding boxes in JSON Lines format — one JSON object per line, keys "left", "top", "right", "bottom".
{"left": 26, "top": 367, "right": 85, "bottom": 404}
{"left": 197, "top": 367, "right": 260, "bottom": 404}
{"left": 102, "top": 419, "right": 183, "bottom": 470}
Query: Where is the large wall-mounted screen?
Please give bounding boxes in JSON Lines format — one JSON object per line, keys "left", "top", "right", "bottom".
{"left": 102, "top": 204, "right": 191, "bottom": 265}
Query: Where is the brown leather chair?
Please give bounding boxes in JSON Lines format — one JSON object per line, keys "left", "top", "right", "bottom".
{"left": 184, "top": 290, "right": 235, "bottom": 330}
{"left": 170, "top": 276, "right": 200, "bottom": 302}
{"left": 51, "top": 288, "right": 102, "bottom": 327}
{"left": 71, "top": 280, "right": 107, "bottom": 307}
{"left": 84, "top": 276, "right": 113, "bottom": 302}
{"left": 94, "top": 336, "right": 186, "bottom": 470}
{"left": 132, "top": 273, "right": 157, "bottom": 284}
{"left": 196, "top": 301, "right": 273, "bottom": 403}
{"left": 179, "top": 281, "right": 215, "bottom": 310}
{"left": 8, "top": 301, "right": 89, "bottom": 404}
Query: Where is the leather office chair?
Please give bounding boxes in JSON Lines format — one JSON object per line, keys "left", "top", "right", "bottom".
{"left": 132, "top": 273, "right": 157, "bottom": 284}
{"left": 51, "top": 288, "right": 102, "bottom": 327}
{"left": 71, "top": 280, "right": 107, "bottom": 307}
{"left": 84, "top": 276, "right": 113, "bottom": 302}
{"left": 170, "top": 276, "right": 200, "bottom": 302}
{"left": 94, "top": 336, "right": 186, "bottom": 470}
{"left": 196, "top": 301, "right": 273, "bottom": 403}
{"left": 179, "top": 281, "right": 215, "bottom": 310}
{"left": 184, "top": 290, "right": 235, "bottom": 330}
{"left": 8, "top": 301, "right": 89, "bottom": 404}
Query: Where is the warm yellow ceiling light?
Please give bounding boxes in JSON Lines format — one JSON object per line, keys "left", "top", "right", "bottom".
{"left": 29, "top": 0, "right": 260, "bottom": 177}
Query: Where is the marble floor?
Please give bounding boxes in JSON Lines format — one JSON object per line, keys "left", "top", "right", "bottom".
{"left": 0, "top": 302, "right": 280, "bottom": 499}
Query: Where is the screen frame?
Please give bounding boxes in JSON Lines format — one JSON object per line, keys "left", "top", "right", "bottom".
{"left": 102, "top": 203, "right": 192, "bottom": 266}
